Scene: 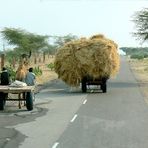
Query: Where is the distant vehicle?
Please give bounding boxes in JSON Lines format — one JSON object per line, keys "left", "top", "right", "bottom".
{"left": 118, "top": 49, "right": 126, "bottom": 56}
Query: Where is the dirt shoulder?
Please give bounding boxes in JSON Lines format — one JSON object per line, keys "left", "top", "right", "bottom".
{"left": 30, "top": 56, "right": 58, "bottom": 92}
{"left": 35, "top": 71, "right": 58, "bottom": 93}
{"left": 128, "top": 57, "right": 148, "bottom": 104}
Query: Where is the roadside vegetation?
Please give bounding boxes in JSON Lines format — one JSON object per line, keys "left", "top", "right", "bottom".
{"left": 0, "top": 27, "right": 78, "bottom": 84}
{"left": 120, "top": 8, "right": 148, "bottom": 101}
{"left": 120, "top": 47, "right": 148, "bottom": 59}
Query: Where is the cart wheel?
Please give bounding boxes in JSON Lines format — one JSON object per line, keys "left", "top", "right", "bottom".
{"left": 0, "top": 93, "right": 6, "bottom": 110}
{"left": 82, "top": 77, "right": 87, "bottom": 93}
{"left": 0, "top": 98, "right": 5, "bottom": 110}
{"left": 102, "top": 83, "right": 107, "bottom": 93}
{"left": 26, "top": 92, "right": 33, "bottom": 111}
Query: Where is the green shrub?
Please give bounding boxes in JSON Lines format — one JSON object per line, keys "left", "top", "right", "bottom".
{"left": 33, "top": 66, "right": 42, "bottom": 76}
{"left": 47, "top": 63, "right": 54, "bottom": 71}
{"left": 130, "top": 54, "right": 144, "bottom": 60}
{"left": 143, "top": 53, "right": 148, "bottom": 58}
{"left": 130, "top": 52, "right": 148, "bottom": 59}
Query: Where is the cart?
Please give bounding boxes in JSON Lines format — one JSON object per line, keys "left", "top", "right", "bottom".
{"left": 0, "top": 85, "right": 35, "bottom": 111}
{"left": 81, "top": 75, "right": 108, "bottom": 93}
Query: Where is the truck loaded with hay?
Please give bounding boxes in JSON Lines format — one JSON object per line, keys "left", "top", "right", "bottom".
{"left": 54, "top": 34, "right": 120, "bottom": 93}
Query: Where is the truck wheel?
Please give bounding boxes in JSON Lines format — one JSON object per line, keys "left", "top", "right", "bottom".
{"left": 102, "top": 83, "right": 107, "bottom": 93}
{"left": 82, "top": 78, "right": 87, "bottom": 93}
{"left": 26, "top": 92, "right": 33, "bottom": 111}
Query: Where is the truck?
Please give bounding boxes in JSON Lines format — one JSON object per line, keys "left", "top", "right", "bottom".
{"left": 81, "top": 75, "right": 108, "bottom": 93}
{"left": 54, "top": 34, "right": 120, "bottom": 91}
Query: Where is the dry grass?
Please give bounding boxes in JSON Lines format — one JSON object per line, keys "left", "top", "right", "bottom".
{"left": 129, "top": 58, "right": 148, "bottom": 82}
{"left": 28, "top": 55, "right": 58, "bottom": 85}
{"left": 129, "top": 58, "right": 148, "bottom": 103}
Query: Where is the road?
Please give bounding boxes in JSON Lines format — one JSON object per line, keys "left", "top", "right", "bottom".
{"left": 1, "top": 56, "right": 148, "bottom": 148}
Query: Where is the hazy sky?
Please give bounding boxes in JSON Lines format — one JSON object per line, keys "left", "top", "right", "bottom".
{"left": 0, "top": 0, "right": 148, "bottom": 49}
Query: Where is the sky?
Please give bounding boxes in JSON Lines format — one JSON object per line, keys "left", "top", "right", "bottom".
{"left": 0, "top": 0, "right": 148, "bottom": 50}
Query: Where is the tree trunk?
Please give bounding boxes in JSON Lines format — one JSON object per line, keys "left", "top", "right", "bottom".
{"left": 48, "top": 52, "right": 50, "bottom": 59}
{"left": 34, "top": 54, "right": 37, "bottom": 64}
{"left": 1, "top": 54, "right": 5, "bottom": 70}
{"left": 39, "top": 57, "right": 41, "bottom": 63}
{"left": 43, "top": 52, "right": 46, "bottom": 63}
{"left": 12, "top": 57, "right": 16, "bottom": 68}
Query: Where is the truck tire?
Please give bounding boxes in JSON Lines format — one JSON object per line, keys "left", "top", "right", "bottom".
{"left": 26, "top": 92, "right": 33, "bottom": 111}
{"left": 102, "top": 83, "right": 107, "bottom": 93}
{"left": 81, "top": 77, "right": 87, "bottom": 93}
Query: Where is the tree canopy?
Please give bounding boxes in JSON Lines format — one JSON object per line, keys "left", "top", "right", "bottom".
{"left": 1, "top": 27, "right": 49, "bottom": 54}
{"left": 132, "top": 8, "right": 148, "bottom": 43}
{"left": 50, "top": 34, "right": 78, "bottom": 47}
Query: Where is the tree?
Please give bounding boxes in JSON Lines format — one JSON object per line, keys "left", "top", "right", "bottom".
{"left": 51, "top": 34, "right": 78, "bottom": 47}
{"left": 1, "top": 27, "right": 49, "bottom": 56}
{"left": 132, "top": 8, "right": 148, "bottom": 43}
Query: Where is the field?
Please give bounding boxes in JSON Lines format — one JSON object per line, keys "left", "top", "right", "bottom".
{"left": 129, "top": 58, "right": 148, "bottom": 104}
{"left": 32, "top": 55, "right": 58, "bottom": 85}
{"left": 30, "top": 56, "right": 58, "bottom": 90}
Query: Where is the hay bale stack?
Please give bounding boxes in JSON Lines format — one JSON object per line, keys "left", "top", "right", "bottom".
{"left": 54, "top": 34, "right": 120, "bottom": 86}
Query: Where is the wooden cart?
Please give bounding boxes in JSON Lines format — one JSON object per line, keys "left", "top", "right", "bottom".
{"left": 0, "top": 85, "right": 35, "bottom": 111}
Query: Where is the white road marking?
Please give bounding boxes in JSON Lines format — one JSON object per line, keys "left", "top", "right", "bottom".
{"left": 70, "top": 114, "right": 78, "bottom": 122}
{"left": 6, "top": 138, "right": 10, "bottom": 141}
{"left": 83, "top": 99, "right": 87, "bottom": 104}
{"left": 52, "top": 142, "right": 59, "bottom": 148}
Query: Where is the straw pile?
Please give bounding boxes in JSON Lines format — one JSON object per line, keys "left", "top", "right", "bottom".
{"left": 54, "top": 34, "right": 120, "bottom": 86}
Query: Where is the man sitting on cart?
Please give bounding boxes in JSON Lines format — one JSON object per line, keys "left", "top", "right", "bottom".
{"left": 0, "top": 67, "right": 10, "bottom": 85}
{"left": 0, "top": 67, "right": 11, "bottom": 105}
{"left": 25, "top": 67, "right": 36, "bottom": 86}
{"left": 25, "top": 67, "right": 36, "bottom": 103}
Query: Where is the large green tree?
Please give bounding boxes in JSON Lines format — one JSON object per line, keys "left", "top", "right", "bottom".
{"left": 132, "top": 8, "right": 148, "bottom": 43}
{"left": 1, "top": 27, "right": 49, "bottom": 55}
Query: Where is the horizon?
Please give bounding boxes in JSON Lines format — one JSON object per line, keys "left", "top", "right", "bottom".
{"left": 0, "top": 0, "right": 148, "bottom": 50}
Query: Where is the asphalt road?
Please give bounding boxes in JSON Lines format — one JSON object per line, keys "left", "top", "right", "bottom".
{"left": 1, "top": 56, "right": 148, "bottom": 148}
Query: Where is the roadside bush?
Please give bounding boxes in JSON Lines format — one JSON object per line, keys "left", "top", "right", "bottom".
{"left": 143, "top": 53, "right": 148, "bottom": 58}
{"left": 130, "top": 53, "right": 145, "bottom": 60}
{"left": 33, "top": 66, "right": 42, "bottom": 76}
{"left": 47, "top": 63, "right": 54, "bottom": 71}
{"left": 131, "top": 52, "right": 148, "bottom": 59}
